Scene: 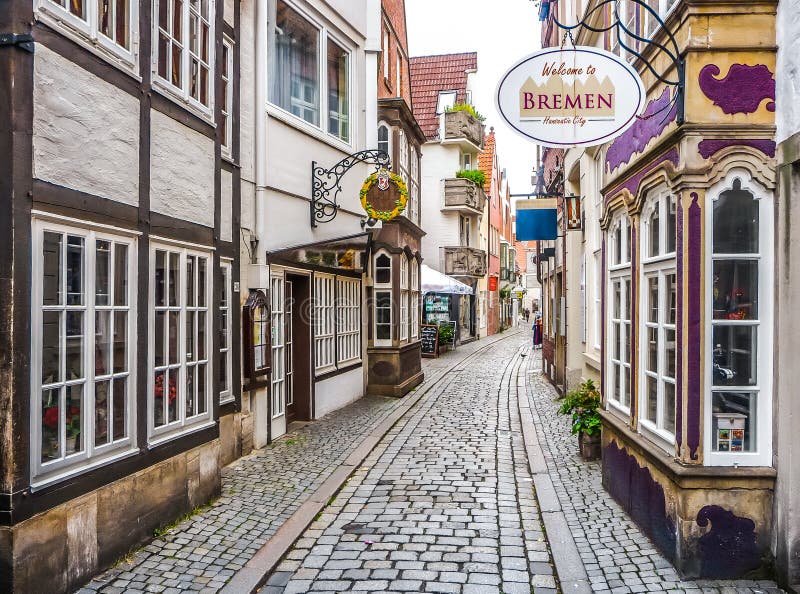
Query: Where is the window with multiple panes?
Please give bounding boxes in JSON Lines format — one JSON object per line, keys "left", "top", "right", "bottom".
{"left": 378, "top": 123, "right": 391, "bottom": 157}
{"left": 382, "top": 29, "right": 389, "bottom": 79}
{"left": 408, "top": 146, "right": 420, "bottom": 225}
{"left": 607, "top": 215, "right": 632, "bottom": 411}
{"left": 269, "top": 0, "right": 351, "bottom": 142}
{"left": 640, "top": 192, "right": 677, "bottom": 441}
{"left": 219, "top": 260, "right": 233, "bottom": 404}
{"left": 150, "top": 244, "right": 212, "bottom": 441}
{"left": 155, "top": 0, "right": 215, "bottom": 112}
{"left": 337, "top": 278, "right": 361, "bottom": 365}
{"left": 221, "top": 37, "right": 234, "bottom": 155}
{"left": 411, "top": 258, "right": 420, "bottom": 340}
{"left": 708, "top": 175, "right": 772, "bottom": 464}
{"left": 400, "top": 256, "right": 409, "bottom": 342}
{"left": 32, "top": 220, "right": 136, "bottom": 483}
{"left": 271, "top": 274, "right": 286, "bottom": 417}
{"left": 374, "top": 252, "right": 392, "bottom": 347}
{"left": 37, "top": 0, "right": 136, "bottom": 63}
{"left": 314, "top": 273, "right": 336, "bottom": 373}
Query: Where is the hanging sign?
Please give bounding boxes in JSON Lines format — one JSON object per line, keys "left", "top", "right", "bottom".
{"left": 360, "top": 168, "right": 408, "bottom": 222}
{"left": 496, "top": 46, "right": 645, "bottom": 148}
{"left": 516, "top": 199, "right": 558, "bottom": 241}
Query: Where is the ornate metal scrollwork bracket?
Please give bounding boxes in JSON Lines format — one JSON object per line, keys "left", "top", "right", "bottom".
{"left": 310, "top": 149, "right": 391, "bottom": 227}
{"left": 552, "top": 0, "right": 685, "bottom": 125}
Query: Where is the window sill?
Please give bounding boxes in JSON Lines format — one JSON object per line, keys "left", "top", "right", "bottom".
{"left": 583, "top": 350, "right": 601, "bottom": 371}
{"left": 148, "top": 419, "right": 216, "bottom": 448}
{"left": 266, "top": 103, "right": 353, "bottom": 155}
{"left": 31, "top": 446, "right": 140, "bottom": 492}
{"left": 152, "top": 79, "right": 216, "bottom": 127}
{"left": 315, "top": 361, "right": 363, "bottom": 381}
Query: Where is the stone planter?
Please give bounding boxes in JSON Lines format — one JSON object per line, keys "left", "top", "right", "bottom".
{"left": 579, "top": 431, "right": 601, "bottom": 461}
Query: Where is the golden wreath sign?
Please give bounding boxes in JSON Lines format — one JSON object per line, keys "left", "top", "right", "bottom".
{"left": 359, "top": 168, "right": 408, "bottom": 222}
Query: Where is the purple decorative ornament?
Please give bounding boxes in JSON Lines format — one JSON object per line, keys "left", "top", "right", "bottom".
{"left": 698, "top": 139, "right": 776, "bottom": 159}
{"left": 698, "top": 64, "right": 776, "bottom": 115}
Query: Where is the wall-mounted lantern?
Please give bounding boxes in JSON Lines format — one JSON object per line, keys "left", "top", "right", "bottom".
{"left": 242, "top": 289, "right": 270, "bottom": 390}
{"left": 564, "top": 194, "right": 582, "bottom": 231}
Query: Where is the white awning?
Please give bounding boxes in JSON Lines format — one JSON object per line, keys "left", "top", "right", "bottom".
{"left": 421, "top": 264, "right": 474, "bottom": 295}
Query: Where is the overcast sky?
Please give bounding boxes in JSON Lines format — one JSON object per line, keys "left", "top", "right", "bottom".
{"left": 405, "top": 0, "right": 543, "bottom": 197}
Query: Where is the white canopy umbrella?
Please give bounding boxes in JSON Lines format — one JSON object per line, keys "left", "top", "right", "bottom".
{"left": 421, "top": 264, "right": 474, "bottom": 295}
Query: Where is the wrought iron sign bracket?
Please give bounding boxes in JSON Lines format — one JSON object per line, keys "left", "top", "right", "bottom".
{"left": 310, "top": 149, "right": 391, "bottom": 228}
{"left": 552, "top": 0, "right": 685, "bottom": 125}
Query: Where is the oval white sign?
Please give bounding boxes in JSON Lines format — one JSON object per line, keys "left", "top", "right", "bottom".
{"left": 496, "top": 46, "right": 646, "bottom": 148}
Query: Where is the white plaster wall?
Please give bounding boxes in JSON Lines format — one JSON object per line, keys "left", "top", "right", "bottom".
{"left": 223, "top": 0, "right": 234, "bottom": 25}
{"left": 221, "top": 169, "right": 233, "bottom": 242}
{"left": 420, "top": 143, "right": 465, "bottom": 271}
{"left": 150, "top": 110, "right": 215, "bottom": 227}
{"left": 776, "top": 0, "right": 800, "bottom": 143}
{"left": 239, "top": 0, "right": 255, "bottom": 184}
{"left": 32, "top": 44, "right": 139, "bottom": 206}
{"left": 314, "top": 367, "right": 364, "bottom": 419}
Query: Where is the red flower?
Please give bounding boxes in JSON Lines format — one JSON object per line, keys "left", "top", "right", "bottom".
{"left": 43, "top": 406, "right": 59, "bottom": 430}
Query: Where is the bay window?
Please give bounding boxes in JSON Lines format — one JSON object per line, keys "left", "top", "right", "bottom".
{"left": 607, "top": 214, "right": 632, "bottom": 412}
{"left": 154, "top": 0, "right": 215, "bottom": 112}
{"left": 400, "top": 256, "right": 409, "bottom": 342}
{"left": 411, "top": 259, "right": 420, "bottom": 340}
{"left": 639, "top": 192, "right": 677, "bottom": 442}
{"left": 32, "top": 218, "right": 136, "bottom": 484}
{"left": 706, "top": 174, "right": 772, "bottom": 465}
{"left": 374, "top": 252, "right": 392, "bottom": 347}
{"left": 150, "top": 243, "right": 212, "bottom": 442}
{"left": 269, "top": 0, "right": 352, "bottom": 143}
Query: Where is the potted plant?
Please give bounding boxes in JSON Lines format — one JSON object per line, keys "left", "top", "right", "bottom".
{"left": 557, "top": 379, "right": 602, "bottom": 461}
{"left": 455, "top": 168, "right": 486, "bottom": 188}
{"left": 437, "top": 323, "right": 454, "bottom": 353}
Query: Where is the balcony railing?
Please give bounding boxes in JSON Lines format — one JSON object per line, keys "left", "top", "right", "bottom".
{"left": 443, "top": 110, "right": 485, "bottom": 149}
{"left": 443, "top": 178, "right": 487, "bottom": 214}
{"left": 443, "top": 246, "right": 488, "bottom": 278}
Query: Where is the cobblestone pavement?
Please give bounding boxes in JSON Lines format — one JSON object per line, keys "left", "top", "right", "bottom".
{"left": 78, "top": 334, "right": 511, "bottom": 594}
{"left": 260, "top": 334, "right": 557, "bottom": 594}
{"left": 523, "top": 342, "right": 783, "bottom": 594}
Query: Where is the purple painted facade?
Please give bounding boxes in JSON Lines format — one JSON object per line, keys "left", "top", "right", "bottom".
{"left": 606, "top": 148, "right": 680, "bottom": 203}
{"left": 606, "top": 88, "right": 677, "bottom": 172}
{"left": 698, "top": 139, "right": 776, "bottom": 159}
{"left": 601, "top": 237, "right": 606, "bottom": 398}
{"left": 698, "top": 64, "right": 776, "bottom": 114}
{"left": 686, "top": 192, "right": 702, "bottom": 460}
{"left": 629, "top": 223, "right": 638, "bottom": 422}
{"left": 675, "top": 196, "right": 683, "bottom": 451}
{"left": 696, "top": 506, "right": 761, "bottom": 578}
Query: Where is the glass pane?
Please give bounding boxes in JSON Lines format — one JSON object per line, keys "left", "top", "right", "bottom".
{"left": 220, "top": 310, "right": 228, "bottom": 349}
{"left": 327, "top": 40, "right": 349, "bottom": 142}
{"left": 155, "top": 311, "right": 165, "bottom": 367}
{"left": 42, "top": 311, "right": 62, "bottom": 385}
{"left": 186, "top": 255, "right": 196, "bottom": 307}
{"left": 624, "top": 323, "right": 631, "bottom": 363}
{"left": 70, "top": 0, "right": 86, "bottom": 19}
{"left": 713, "top": 325, "right": 757, "bottom": 386}
{"left": 667, "top": 196, "right": 676, "bottom": 253}
{"left": 666, "top": 273, "right": 676, "bottom": 325}
{"left": 712, "top": 392, "right": 756, "bottom": 452}
{"left": 96, "top": 240, "right": 111, "bottom": 306}
{"left": 649, "top": 208, "right": 660, "bottom": 257}
{"left": 154, "top": 370, "right": 166, "bottom": 426}
{"left": 113, "top": 376, "right": 127, "bottom": 439}
{"left": 613, "top": 281, "right": 621, "bottom": 319}
{"left": 168, "top": 311, "right": 179, "bottom": 365}
{"left": 113, "top": 312, "right": 127, "bottom": 373}
{"left": 219, "top": 353, "right": 228, "bottom": 388}
{"left": 612, "top": 322, "right": 620, "bottom": 360}
{"left": 713, "top": 184, "right": 759, "bottom": 254}
{"left": 172, "top": 43, "right": 182, "bottom": 89}
{"left": 66, "top": 236, "right": 84, "bottom": 305}
{"left": 645, "top": 375, "right": 657, "bottom": 423}
{"left": 665, "top": 328, "right": 676, "bottom": 378}
{"left": 66, "top": 311, "right": 84, "bottom": 380}
{"left": 187, "top": 310, "right": 195, "bottom": 362}
{"left": 41, "top": 388, "right": 61, "bottom": 462}
{"left": 198, "top": 363, "right": 207, "bottom": 414}
{"left": 155, "top": 250, "right": 166, "bottom": 306}
{"left": 647, "top": 277, "right": 658, "bottom": 323}
{"left": 95, "top": 310, "right": 111, "bottom": 376}
{"left": 664, "top": 382, "right": 676, "bottom": 434}
{"left": 158, "top": 33, "right": 169, "bottom": 79}
{"left": 168, "top": 368, "right": 178, "bottom": 422}
{"left": 66, "top": 384, "right": 83, "bottom": 455}
{"left": 624, "top": 280, "right": 631, "bottom": 321}
{"left": 613, "top": 364, "right": 621, "bottom": 402}
{"left": 647, "top": 327, "right": 657, "bottom": 372}
{"left": 614, "top": 225, "right": 622, "bottom": 265}
{"left": 114, "top": 244, "right": 128, "bottom": 306}
{"left": 95, "top": 380, "right": 109, "bottom": 446}
{"left": 198, "top": 311, "right": 206, "bottom": 359}
{"left": 220, "top": 267, "right": 228, "bottom": 306}
{"left": 42, "top": 232, "right": 63, "bottom": 306}
{"left": 200, "top": 65, "right": 208, "bottom": 106}
{"left": 186, "top": 364, "right": 195, "bottom": 417}
{"left": 712, "top": 260, "right": 758, "bottom": 320}
{"left": 169, "top": 253, "right": 180, "bottom": 306}
{"left": 173, "top": 0, "right": 182, "bottom": 40}
{"left": 158, "top": 0, "right": 168, "bottom": 30}
{"left": 116, "top": 0, "right": 129, "bottom": 49}
{"left": 198, "top": 258, "right": 207, "bottom": 307}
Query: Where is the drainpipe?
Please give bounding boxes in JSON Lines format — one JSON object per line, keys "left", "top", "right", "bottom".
{"left": 253, "top": 0, "right": 269, "bottom": 276}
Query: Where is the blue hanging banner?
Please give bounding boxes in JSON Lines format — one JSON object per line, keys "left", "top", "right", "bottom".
{"left": 516, "top": 199, "right": 558, "bottom": 240}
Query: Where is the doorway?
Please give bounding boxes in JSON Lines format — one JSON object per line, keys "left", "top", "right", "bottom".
{"left": 285, "top": 273, "right": 311, "bottom": 424}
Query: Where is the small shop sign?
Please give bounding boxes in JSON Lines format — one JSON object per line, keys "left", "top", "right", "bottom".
{"left": 496, "top": 46, "right": 646, "bottom": 148}
{"left": 360, "top": 168, "right": 408, "bottom": 222}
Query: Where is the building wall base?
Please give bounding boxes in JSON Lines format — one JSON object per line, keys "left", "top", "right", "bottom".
{"left": 367, "top": 343, "right": 424, "bottom": 397}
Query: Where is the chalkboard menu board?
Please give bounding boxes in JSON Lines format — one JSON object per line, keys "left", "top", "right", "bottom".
{"left": 420, "top": 324, "right": 439, "bottom": 358}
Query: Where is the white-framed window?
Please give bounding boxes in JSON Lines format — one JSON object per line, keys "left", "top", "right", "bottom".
{"left": 154, "top": 0, "right": 215, "bottom": 114}
{"left": 378, "top": 122, "right": 391, "bottom": 158}
{"left": 219, "top": 260, "right": 233, "bottom": 404}
{"left": 374, "top": 252, "right": 392, "bottom": 347}
{"left": 643, "top": 0, "right": 679, "bottom": 36}
{"left": 593, "top": 250, "right": 602, "bottom": 351}
{"left": 221, "top": 36, "right": 234, "bottom": 156}
{"left": 382, "top": 29, "right": 389, "bottom": 80}
{"left": 460, "top": 215, "right": 471, "bottom": 247}
{"left": 408, "top": 146, "right": 420, "bottom": 225}
{"left": 149, "top": 243, "right": 213, "bottom": 443}
{"left": 581, "top": 254, "right": 587, "bottom": 344}
{"left": 705, "top": 171, "right": 773, "bottom": 466}
{"left": 337, "top": 278, "right": 361, "bottom": 365}
{"left": 461, "top": 152, "right": 473, "bottom": 171}
{"left": 411, "top": 258, "right": 420, "bottom": 340}
{"left": 36, "top": 0, "right": 137, "bottom": 66}
{"left": 400, "top": 256, "right": 409, "bottom": 342}
{"left": 639, "top": 191, "right": 677, "bottom": 444}
{"left": 271, "top": 273, "right": 286, "bottom": 417}
{"left": 268, "top": 0, "right": 351, "bottom": 143}
{"left": 436, "top": 90, "right": 457, "bottom": 114}
{"left": 314, "top": 273, "right": 336, "bottom": 373}
{"left": 31, "top": 218, "right": 137, "bottom": 485}
{"left": 607, "top": 214, "right": 632, "bottom": 412}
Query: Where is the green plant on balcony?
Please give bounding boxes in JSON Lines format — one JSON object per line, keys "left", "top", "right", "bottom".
{"left": 446, "top": 102, "right": 485, "bottom": 122}
{"left": 455, "top": 169, "right": 486, "bottom": 188}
